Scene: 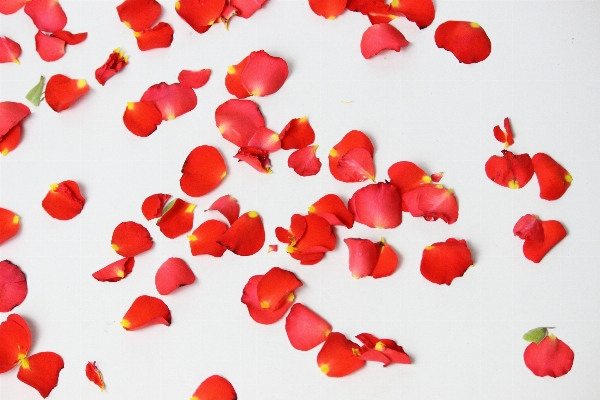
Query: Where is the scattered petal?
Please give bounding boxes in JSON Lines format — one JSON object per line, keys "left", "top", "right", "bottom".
{"left": 180, "top": 145, "right": 227, "bottom": 197}
{"left": 329, "top": 130, "right": 375, "bottom": 182}
{"left": 257, "top": 267, "right": 302, "bottom": 311}
{"left": 0, "top": 124, "right": 22, "bottom": 155}
{"left": 175, "top": 0, "right": 225, "bottom": 33}
{"left": 207, "top": 195, "right": 239, "bottom": 225}
{"left": 346, "top": 0, "right": 388, "bottom": 15}
{"left": 41, "top": 180, "right": 85, "bottom": 220}
{"left": 141, "top": 82, "right": 197, "bottom": 121}
{"left": 156, "top": 198, "right": 195, "bottom": 239}
{"left": 513, "top": 214, "right": 544, "bottom": 242}
{"left": 215, "top": 99, "right": 265, "bottom": 147}
{"left": 0, "top": 36, "right": 21, "bottom": 64}
{"left": 0, "top": 314, "right": 31, "bottom": 373}
{"left": 34, "top": 31, "right": 65, "bottom": 62}
{"left": 348, "top": 182, "right": 402, "bottom": 229}
{"left": 420, "top": 238, "right": 473, "bottom": 285}
{"left": 17, "top": 352, "right": 64, "bottom": 398}
{"left": 524, "top": 333, "right": 574, "bottom": 378}
{"left": 356, "top": 333, "right": 411, "bottom": 366}
{"left": 288, "top": 145, "right": 321, "bottom": 176}
{"left": 317, "top": 332, "right": 365, "bottom": 377}
{"left": 178, "top": 68, "right": 211, "bottom": 89}
{"left": 218, "top": 211, "right": 265, "bottom": 256}
{"left": 360, "top": 23, "right": 409, "bottom": 59}
{"left": 229, "top": 0, "right": 266, "bottom": 18}
{"left": 241, "top": 50, "right": 289, "bottom": 97}
{"left": 435, "top": 20, "right": 491, "bottom": 64}
{"left": 402, "top": 184, "right": 459, "bottom": 224}
{"left": 188, "top": 219, "right": 228, "bottom": 257}
{"left": 25, "top": 76, "right": 45, "bottom": 107}
{"left": 95, "top": 48, "right": 129, "bottom": 86}
{"left": 344, "top": 238, "right": 378, "bottom": 279}
{"left": 92, "top": 257, "right": 135, "bottom": 282}
{"left": 234, "top": 146, "right": 272, "bottom": 173}
{"left": 309, "top": 0, "right": 346, "bottom": 19}
{"left": 121, "top": 295, "right": 171, "bottom": 330}
{"left": 531, "top": 153, "right": 572, "bottom": 201}
{"left": 485, "top": 150, "right": 534, "bottom": 189}
{"left": 0, "top": 101, "right": 30, "bottom": 137}
{"left": 155, "top": 257, "right": 195, "bottom": 295}
{"left": 282, "top": 214, "right": 336, "bottom": 265}
{"left": 85, "top": 361, "right": 105, "bottom": 391}
{"left": 285, "top": 303, "right": 331, "bottom": 351}
{"left": 111, "top": 221, "right": 153, "bottom": 257}
{"left": 45, "top": 74, "right": 90, "bottom": 112}
{"left": 191, "top": 375, "right": 236, "bottom": 400}
{"left": 241, "top": 275, "right": 294, "bottom": 324}
{"left": 50, "top": 30, "right": 87, "bottom": 45}
{"left": 388, "top": 161, "right": 430, "bottom": 200}
{"left": 117, "top": 0, "right": 162, "bottom": 31}
{"left": 493, "top": 117, "right": 514, "bottom": 148}
{"left": 24, "top": 0, "right": 67, "bottom": 32}
{"left": 522, "top": 220, "right": 566, "bottom": 263}
{"left": 308, "top": 193, "right": 353, "bottom": 228}
{"left": 388, "top": 0, "right": 435, "bottom": 29}
{"left": 0, "top": 208, "right": 20, "bottom": 246}
{"left": 370, "top": 238, "right": 399, "bottom": 279}
{"left": 123, "top": 101, "right": 163, "bottom": 137}
{"left": 141, "top": 193, "right": 171, "bottom": 220}
{"left": 0, "top": 260, "right": 27, "bottom": 312}
{"left": 225, "top": 56, "right": 250, "bottom": 98}
{"left": 248, "top": 127, "right": 281, "bottom": 153}
{"left": 134, "top": 22, "right": 174, "bottom": 51}
{"left": 280, "top": 117, "right": 315, "bottom": 150}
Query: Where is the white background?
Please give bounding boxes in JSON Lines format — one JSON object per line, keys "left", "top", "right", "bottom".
{"left": 1, "top": 0, "right": 599, "bottom": 399}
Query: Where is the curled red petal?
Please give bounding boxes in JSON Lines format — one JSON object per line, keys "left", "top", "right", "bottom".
{"left": 241, "top": 275, "right": 294, "bottom": 324}
{"left": 18, "top": 352, "right": 64, "bottom": 398}
{"left": 531, "top": 153, "right": 572, "bottom": 201}
{"left": 241, "top": 50, "right": 289, "bottom": 97}
{"left": 0, "top": 101, "right": 30, "bottom": 138}
{"left": 141, "top": 193, "right": 171, "bottom": 220}
{"left": 178, "top": 68, "right": 211, "bottom": 89}
{"left": 435, "top": 21, "right": 491, "bottom": 64}
{"left": 348, "top": 182, "right": 402, "bottom": 229}
{"left": 522, "top": 220, "right": 566, "bottom": 263}
{"left": 360, "top": 23, "right": 409, "bottom": 59}
{"left": 280, "top": 117, "right": 315, "bottom": 150}
{"left": 234, "top": 146, "right": 272, "bottom": 173}
{"left": 0, "top": 314, "right": 31, "bottom": 373}
{"left": 356, "top": 333, "right": 411, "bottom": 365}
{"left": 92, "top": 257, "right": 135, "bottom": 282}
{"left": 493, "top": 117, "right": 514, "bottom": 148}
{"left": 317, "top": 332, "right": 365, "bottom": 377}
{"left": 215, "top": 99, "right": 265, "bottom": 147}
{"left": 155, "top": 257, "right": 195, "bottom": 295}
{"left": 420, "top": 238, "right": 473, "bottom": 285}
{"left": 308, "top": 193, "right": 353, "bottom": 229}
{"left": 248, "top": 127, "right": 281, "bottom": 153}
{"left": 288, "top": 214, "right": 336, "bottom": 255}
{"left": 175, "top": 0, "right": 225, "bottom": 32}
{"left": 257, "top": 267, "right": 303, "bottom": 311}
{"left": 134, "top": 22, "right": 174, "bottom": 51}
{"left": 402, "top": 183, "right": 459, "bottom": 224}
{"left": 0, "top": 207, "right": 20, "bottom": 245}
{"left": 50, "top": 30, "right": 87, "bottom": 45}
{"left": 117, "top": 0, "right": 162, "bottom": 31}
{"left": 123, "top": 101, "right": 163, "bottom": 137}
{"left": 218, "top": 211, "right": 265, "bottom": 256}
{"left": 156, "top": 198, "right": 195, "bottom": 239}
{"left": 344, "top": 238, "right": 378, "bottom": 279}
{"left": 370, "top": 238, "right": 399, "bottom": 279}
{"left": 513, "top": 214, "right": 544, "bottom": 242}
{"left": 285, "top": 303, "right": 332, "bottom": 351}
{"left": 485, "top": 150, "right": 534, "bottom": 189}
{"left": 85, "top": 361, "right": 105, "bottom": 391}
{"left": 0, "top": 260, "right": 27, "bottom": 312}
{"left": 45, "top": 74, "right": 90, "bottom": 112}
{"left": 0, "top": 0, "right": 25, "bottom": 14}
{"left": 121, "top": 295, "right": 171, "bottom": 330}
{"left": 34, "top": 31, "right": 65, "bottom": 62}
{"left": 229, "top": 0, "right": 266, "bottom": 18}
{"left": 225, "top": 56, "right": 250, "bottom": 99}
{"left": 288, "top": 145, "right": 321, "bottom": 177}
{"left": 389, "top": 0, "right": 434, "bottom": 29}
{"left": 191, "top": 375, "right": 236, "bottom": 400}
{"left": 0, "top": 36, "right": 21, "bottom": 63}
{"left": 24, "top": 0, "right": 67, "bottom": 32}
{"left": 111, "top": 221, "right": 153, "bottom": 257}
{"left": 524, "top": 334, "right": 574, "bottom": 378}
{"left": 309, "top": 0, "right": 347, "bottom": 19}
{"left": 329, "top": 130, "right": 375, "bottom": 182}
{"left": 95, "top": 49, "right": 128, "bottom": 86}
{"left": 141, "top": 82, "right": 197, "bottom": 121}
{"left": 180, "top": 145, "right": 227, "bottom": 197}
{"left": 0, "top": 124, "right": 22, "bottom": 156}
{"left": 188, "top": 219, "right": 228, "bottom": 257}
{"left": 41, "top": 180, "right": 85, "bottom": 220}
{"left": 207, "top": 195, "right": 239, "bottom": 225}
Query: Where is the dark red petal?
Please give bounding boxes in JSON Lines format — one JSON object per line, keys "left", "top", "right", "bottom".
{"left": 485, "top": 150, "right": 534, "bottom": 189}
{"left": 123, "top": 101, "right": 163, "bottom": 137}
{"left": 229, "top": 0, "right": 266, "bottom": 18}
{"left": 309, "top": 0, "right": 346, "bottom": 19}
{"left": 156, "top": 198, "right": 195, "bottom": 239}
{"left": 121, "top": 295, "right": 171, "bottom": 330}
{"left": 288, "top": 145, "right": 321, "bottom": 177}
{"left": 0, "top": 101, "right": 30, "bottom": 138}
{"left": 0, "top": 314, "right": 31, "bottom": 373}
{"left": 225, "top": 56, "right": 250, "bottom": 99}
{"left": 178, "top": 68, "right": 211, "bottom": 89}
{"left": 155, "top": 257, "right": 195, "bottom": 295}
{"left": 234, "top": 146, "right": 272, "bottom": 174}
{"left": 207, "top": 195, "right": 239, "bottom": 225}
{"left": 285, "top": 303, "right": 332, "bottom": 351}
{"left": 241, "top": 275, "right": 295, "bottom": 324}
{"left": 41, "top": 180, "right": 85, "bottom": 220}
{"left": 513, "top": 214, "right": 544, "bottom": 242}
{"left": 92, "top": 257, "right": 135, "bottom": 282}
{"left": 24, "top": 0, "right": 67, "bottom": 32}
{"left": 241, "top": 50, "right": 289, "bottom": 97}
{"left": 45, "top": 74, "right": 90, "bottom": 113}
{"left": 420, "top": 238, "right": 473, "bottom": 285}
{"left": 317, "top": 332, "right": 365, "bottom": 377}
{"left": 389, "top": 0, "right": 434, "bottom": 29}
{"left": 344, "top": 238, "right": 378, "bottom": 279}
{"left": 50, "top": 30, "right": 87, "bottom": 45}
{"left": 18, "top": 352, "right": 64, "bottom": 398}
{"left": 141, "top": 193, "right": 171, "bottom": 220}
{"left": 85, "top": 361, "right": 105, "bottom": 391}
{"left": 95, "top": 49, "right": 128, "bottom": 86}
{"left": 493, "top": 117, "right": 514, "bottom": 148}
{"left": 349, "top": 182, "right": 402, "bottom": 228}
{"left": 360, "top": 23, "right": 409, "bottom": 59}
{"left": 117, "top": 0, "right": 162, "bottom": 31}
{"left": 134, "top": 22, "right": 174, "bottom": 51}
{"left": 218, "top": 211, "right": 265, "bottom": 256}
{"left": 248, "top": 127, "right": 281, "bottom": 153}
{"left": 191, "top": 375, "right": 236, "bottom": 400}
{"left": 531, "top": 153, "right": 572, "bottom": 201}
{"left": 522, "top": 220, "right": 566, "bottom": 263}
{"left": 435, "top": 20, "right": 491, "bottom": 64}
{"left": 308, "top": 193, "right": 353, "bottom": 228}
{"left": 524, "top": 334, "right": 574, "bottom": 377}
{"left": 34, "top": 31, "right": 65, "bottom": 62}
{"left": 402, "top": 184, "right": 459, "bottom": 224}
{"left": 180, "top": 145, "right": 227, "bottom": 197}
{"left": 215, "top": 99, "right": 265, "bottom": 147}
{"left": 111, "top": 221, "right": 153, "bottom": 257}
{"left": 0, "top": 124, "right": 22, "bottom": 156}
{"left": 175, "top": 0, "right": 225, "bottom": 32}
{"left": 141, "top": 82, "right": 197, "bottom": 121}
{"left": 188, "top": 219, "right": 228, "bottom": 257}
{"left": 279, "top": 117, "right": 315, "bottom": 150}
{"left": 370, "top": 238, "right": 399, "bottom": 279}
{"left": 329, "top": 130, "right": 375, "bottom": 182}
{"left": 0, "top": 260, "right": 27, "bottom": 312}
{"left": 0, "top": 207, "right": 20, "bottom": 245}
{"left": 0, "top": 36, "right": 22, "bottom": 63}
{"left": 257, "top": 267, "right": 303, "bottom": 311}
{"left": 0, "top": 0, "right": 25, "bottom": 14}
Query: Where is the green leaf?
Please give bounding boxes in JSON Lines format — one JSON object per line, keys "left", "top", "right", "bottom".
{"left": 522, "top": 327, "right": 550, "bottom": 344}
{"left": 162, "top": 198, "right": 177, "bottom": 215}
{"left": 25, "top": 76, "right": 45, "bottom": 106}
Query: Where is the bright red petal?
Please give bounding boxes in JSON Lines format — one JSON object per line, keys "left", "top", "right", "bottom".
{"left": 141, "top": 82, "right": 197, "bottom": 121}
{"left": 134, "top": 22, "right": 174, "bottom": 51}
{"left": 493, "top": 117, "right": 514, "bottom": 148}
{"left": 175, "top": 0, "right": 225, "bottom": 32}
{"left": 241, "top": 50, "right": 289, "bottom": 97}
{"left": 50, "top": 30, "right": 87, "bottom": 45}
{"left": 34, "top": 31, "right": 65, "bottom": 62}
{"left": 356, "top": 333, "right": 411, "bottom": 365}
{"left": 180, "top": 145, "right": 227, "bottom": 197}
{"left": 191, "top": 375, "right": 236, "bottom": 400}
{"left": 0, "top": 0, "right": 25, "bottom": 14}
{"left": 0, "top": 124, "right": 22, "bottom": 156}
{"left": 344, "top": 238, "right": 378, "bottom": 279}
{"left": 389, "top": 0, "right": 434, "bottom": 29}
{"left": 85, "top": 361, "right": 105, "bottom": 391}
{"left": 92, "top": 257, "right": 135, "bottom": 282}
{"left": 123, "top": 101, "right": 163, "bottom": 137}
{"left": 370, "top": 238, "right": 399, "bottom": 279}
{"left": 41, "top": 180, "right": 85, "bottom": 220}
{"left": 388, "top": 161, "right": 430, "bottom": 203}
{"left": 116, "top": 0, "right": 162, "bottom": 31}
{"left": 178, "top": 68, "right": 211, "bottom": 89}
{"left": 18, "top": 352, "right": 64, "bottom": 398}
{"left": 257, "top": 267, "right": 303, "bottom": 311}
{"left": 0, "top": 36, "right": 21, "bottom": 63}
{"left": 0, "top": 260, "right": 27, "bottom": 312}
{"left": 329, "top": 130, "right": 375, "bottom": 182}
{"left": 402, "top": 184, "right": 459, "bottom": 224}
{"left": 241, "top": 275, "right": 295, "bottom": 324}
{"left": 218, "top": 211, "right": 265, "bottom": 256}
{"left": 513, "top": 214, "right": 544, "bottom": 242}
{"left": 45, "top": 74, "right": 90, "bottom": 112}
{"left": 288, "top": 145, "right": 321, "bottom": 177}
{"left": 287, "top": 214, "right": 336, "bottom": 257}
{"left": 532, "top": 153, "right": 572, "bottom": 201}
{"left": 141, "top": 193, "right": 171, "bottom": 220}
{"left": 317, "top": 332, "right": 365, "bottom": 377}
{"left": 348, "top": 182, "right": 402, "bottom": 229}
{"left": 0, "top": 101, "right": 30, "bottom": 138}
{"left": 24, "top": 0, "right": 67, "bottom": 32}
{"left": 308, "top": 193, "right": 353, "bottom": 228}
{"left": 229, "top": 0, "right": 266, "bottom": 18}
{"left": 309, "top": 0, "right": 346, "bottom": 19}
{"left": 156, "top": 198, "right": 195, "bottom": 239}
{"left": 215, "top": 99, "right": 265, "bottom": 147}
{"left": 234, "top": 146, "right": 272, "bottom": 173}
{"left": 280, "top": 117, "right": 315, "bottom": 150}
{"left": 95, "top": 49, "right": 128, "bottom": 86}
{"left": 0, "top": 314, "right": 31, "bottom": 373}
{"left": 522, "top": 220, "right": 566, "bottom": 263}
{"left": 188, "top": 219, "right": 228, "bottom": 257}
{"left": 524, "top": 334, "right": 574, "bottom": 378}
{"left": 360, "top": 23, "right": 409, "bottom": 59}
{"left": 111, "top": 221, "right": 153, "bottom": 257}
{"left": 435, "top": 21, "right": 491, "bottom": 64}
{"left": 207, "top": 195, "right": 240, "bottom": 225}
{"left": 285, "top": 303, "right": 332, "bottom": 351}
{"left": 155, "top": 257, "right": 195, "bottom": 295}
{"left": 0, "top": 207, "right": 20, "bottom": 245}
{"left": 485, "top": 150, "right": 534, "bottom": 189}
{"left": 420, "top": 238, "right": 473, "bottom": 285}
{"left": 121, "top": 295, "right": 171, "bottom": 330}
{"left": 248, "top": 127, "right": 281, "bottom": 153}
{"left": 225, "top": 56, "right": 250, "bottom": 99}
{"left": 346, "top": 0, "right": 389, "bottom": 15}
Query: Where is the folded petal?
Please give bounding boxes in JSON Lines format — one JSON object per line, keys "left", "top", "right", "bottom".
{"left": 241, "top": 275, "right": 294, "bottom": 324}
{"left": 0, "top": 260, "right": 27, "bottom": 312}
{"left": 234, "top": 146, "right": 272, "bottom": 173}
{"left": 207, "top": 195, "right": 239, "bottom": 225}
{"left": 524, "top": 333, "right": 574, "bottom": 378}
{"left": 485, "top": 150, "right": 534, "bottom": 189}
{"left": 34, "top": 31, "right": 65, "bottom": 62}
{"left": 41, "top": 180, "right": 85, "bottom": 220}
{"left": 493, "top": 117, "right": 514, "bottom": 148}
{"left": 50, "top": 30, "right": 87, "bottom": 45}
{"left": 420, "top": 238, "right": 473, "bottom": 285}
{"left": 402, "top": 184, "right": 459, "bottom": 224}
{"left": 191, "top": 375, "right": 236, "bottom": 400}
{"left": 317, "top": 332, "right": 365, "bottom": 377}
{"left": 513, "top": 214, "right": 544, "bottom": 242}
{"left": 123, "top": 101, "right": 163, "bottom": 137}
{"left": 24, "top": 0, "right": 67, "bottom": 32}
{"left": 156, "top": 198, "right": 195, "bottom": 239}
{"left": 360, "top": 23, "right": 409, "bottom": 59}
{"left": 95, "top": 48, "right": 128, "bottom": 86}
{"left": 435, "top": 20, "right": 491, "bottom": 64}
{"left": 229, "top": 0, "right": 266, "bottom": 18}
{"left": 308, "top": 193, "right": 353, "bottom": 228}
{"left": 522, "top": 220, "right": 566, "bottom": 263}
{"left": 329, "top": 130, "right": 375, "bottom": 182}
{"left": 92, "top": 257, "right": 135, "bottom": 282}
{"left": 288, "top": 145, "right": 321, "bottom": 177}
{"left": 141, "top": 193, "right": 171, "bottom": 220}
{"left": 225, "top": 56, "right": 250, "bottom": 98}
{"left": 45, "top": 74, "right": 90, "bottom": 112}
{"left": 344, "top": 238, "right": 378, "bottom": 279}
{"left": 531, "top": 153, "right": 572, "bottom": 201}
{"left": 0, "top": 36, "right": 21, "bottom": 63}
{"left": 0, "top": 124, "right": 22, "bottom": 156}
{"left": 348, "top": 182, "right": 402, "bottom": 228}
{"left": 180, "top": 145, "right": 227, "bottom": 197}
{"left": 257, "top": 267, "right": 302, "bottom": 311}
{"left": 241, "top": 50, "right": 289, "bottom": 97}
{"left": 189, "top": 219, "right": 228, "bottom": 257}
{"left": 215, "top": 99, "right": 265, "bottom": 147}
{"left": 218, "top": 211, "right": 265, "bottom": 256}
{"left": 141, "top": 82, "right": 196, "bottom": 121}
{"left": 116, "top": 0, "right": 162, "bottom": 31}
{"left": 18, "top": 352, "right": 64, "bottom": 398}
{"left": 287, "top": 214, "right": 336, "bottom": 256}
{"left": 155, "top": 257, "right": 195, "bottom": 295}
{"left": 0, "top": 0, "right": 25, "bottom": 14}
{"left": 111, "top": 221, "right": 153, "bottom": 257}
{"left": 388, "top": 0, "right": 434, "bottom": 29}
{"left": 309, "top": 0, "right": 346, "bottom": 19}
{"left": 248, "top": 127, "right": 281, "bottom": 153}
{"left": 0, "top": 314, "right": 31, "bottom": 373}
{"left": 134, "top": 22, "right": 174, "bottom": 51}
{"left": 285, "top": 303, "right": 331, "bottom": 351}
{"left": 175, "top": 0, "right": 225, "bottom": 32}
{"left": 0, "top": 101, "right": 30, "bottom": 137}
{"left": 280, "top": 117, "right": 315, "bottom": 150}
{"left": 121, "top": 295, "right": 171, "bottom": 330}
{"left": 85, "top": 361, "right": 105, "bottom": 391}
{"left": 356, "top": 333, "right": 411, "bottom": 365}
{"left": 370, "top": 238, "right": 399, "bottom": 279}
{"left": 178, "top": 68, "right": 211, "bottom": 89}
{"left": 276, "top": 214, "right": 307, "bottom": 245}
{"left": 0, "top": 207, "right": 20, "bottom": 246}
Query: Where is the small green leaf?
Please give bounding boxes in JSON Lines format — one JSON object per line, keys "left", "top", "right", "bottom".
{"left": 162, "top": 198, "right": 177, "bottom": 215}
{"left": 25, "top": 76, "right": 45, "bottom": 106}
{"left": 522, "top": 327, "right": 550, "bottom": 344}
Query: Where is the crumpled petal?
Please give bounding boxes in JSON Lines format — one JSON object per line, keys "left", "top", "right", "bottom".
{"left": 308, "top": 193, "right": 353, "bottom": 228}
{"left": 141, "top": 193, "right": 171, "bottom": 220}
{"left": 178, "top": 68, "right": 211, "bottom": 89}
{"left": 288, "top": 145, "right": 321, "bottom": 177}
{"left": 531, "top": 153, "right": 572, "bottom": 201}
{"left": 95, "top": 48, "right": 128, "bottom": 86}
{"left": 241, "top": 275, "right": 295, "bottom": 324}
{"left": 348, "top": 182, "right": 402, "bottom": 228}
{"left": 360, "top": 23, "right": 409, "bottom": 59}
{"left": 45, "top": 74, "right": 90, "bottom": 112}
{"left": 134, "top": 22, "right": 174, "bottom": 51}
{"left": 0, "top": 207, "right": 20, "bottom": 246}
{"left": 329, "top": 130, "right": 375, "bottom": 182}
{"left": 241, "top": 50, "right": 289, "bottom": 97}
{"left": 188, "top": 219, "right": 228, "bottom": 257}
{"left": 257, "top": 267, "right": 302, "bottom": 311}
{"left": 0, "top": 260, "right": 27, "bottom": 312}
{"left": 493, "top": 117, "right": 514, "bottom": 148}
{"left": 17, "top": 352, "right": 64, "bottom": 398}
{"left": 420, "top": 238, "right": 473, "bottom": 285}
{"left": 0, "top": 36, "right": 21, "bottom": 63}
{"left": 180, "top": 145, "right": 227, "bottom": 197}
{"left": 121, "top": 295, "right": 171, "bottom": 330}
{"left": 0, "top": 101, "right": 29, "bottom": 138}
{"left": 215, "top": 99, "right": 265, "bottom": 147}
{"left": 485, "top": 150, "right": 534, "bottom": 189}
{"left": 116, "top": 0, "right": 162, "bottom": 31}
{"left": 34, "top": 31, "right": 65, "bottom": 62}
{"left": 141, "top": 82, "right": 197, "bottom": 121}
{"left": 513, "top": 214, "right": 544, "bottom": 242}
{"left": 41, "top": 180, "right": 85, "bottom": 220}
{"left": 356, "top": 333, "right": 411, "bottom": 366}
{"left": 123, "top": 101, "right": 163, "bottom": 137}
{"left": 218, "top": 211, "right": 265, "bottom": 256}
{"left": 85, "top": 361, "right": 105, "bottom": 391}
{"left": 0, "top": 314, "right": 31, "bottom": 373}
{"left": 111, "top": 221, "right": 153, "bottom": 257}
{"left": 285, "top": 303, "right": 331, "bottom": 351}
{"left": 435, "top": 20, "right": 491, "bottom": 64}
{"left": 402, "top": 183, "right": 459, "bottom": 224}
{"left": 234, "top": 146, "right": 272, "bottom": 173}
{"left": 191, "top": 375, "right": 236, "bottom": 400}
{"left": 522, "top": 220, "right": 566, "bottom": 263}
{"left": 207, "top": 195, "right": 239, "bottom": 225}
{"left": 155, "top": 257, "right": 195, "bottom": 295}
{"left": 317, "top": 332, "right": 365, "bottom": 377}
{"left": 156, "top": 198, "right": 195, "bottom": 239}
{"left": 282, "top": 214, "right": 336, "bottom": 265}
{"left": 24, "top": 0, "right": 67, "bottom": 32}
{"left": 92, "top": 257, "right": 135, "bottom": 282}
{"left": 280, "top": 117, "right": 315, "bottom": 150}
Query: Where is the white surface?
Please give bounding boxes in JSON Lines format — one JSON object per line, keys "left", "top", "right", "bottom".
{"left": 1, "top": 0, "right": 599, "bottom": 399}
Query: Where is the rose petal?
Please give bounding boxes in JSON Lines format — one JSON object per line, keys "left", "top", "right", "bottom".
{"left": 248, "top": 127, "right": 281, "bottom": 153}
{"left": 215, "top": 99, "right": 265, "bottom": 147}
{"left": 0, "top": 36, "right": 21, "bottom": 63}
{"left": 95, "top": 49, "right": 128, "bottom": 86}
{"left": 141, "top": 193, "right": 171, "bottom": 220}
{"left": 280, "top": 117, "right": 315, "bottom": 150}
{"left": 370, "top": 238, "right": 399, "bottom": 279}
{"left": 111, "top": 221, "right": 153, "bottom": 257}
{"left": 513, "top": 214, "right": 544, "bottom": 242}
{"left": 348, "top": 182, "right": 402, "bottom": 229}
{"left": 85, "top": 361, "right": 105, "bottom": 391}
{"left": 218, "top": 211, "right": 265, "bottom": 256}
{"left": 191, "top": 375, "right": 236, "bottom": 400}
{"left": 402, "top": 184, "right": 459, "bottom": 224}
{"left": 360, "top": 23, "right": 409, "bottom": 59}
{"left": 288, "top": 145, "right": 321, "bottom": 177}
{"left": 24, "top": 0, "right": 67, "bottom": 32}
{"left": 317, "top": 332, "right": 365, "bottom": 377}
{"left": 309, "top": 0, "right": 346, "bottom": 19}
{"left": 123, "top": 101, "right": 163, "bottom": 137}
{"left": 45, "top": 74, "right": 90, "bottom": 112}
{"left": 121, "top": 295, "right": 171, "bottom": 330}
{"left": 388, "top": 0, "right": 434, "bottom": 29}
{"left": 435, "top": 20, "right": 491, "bottom": 64}
{"left": 175, "top": 0, "right": 225, "bottom": 32}
{"left": 50, "top": 30, "right": 87, "bottom": 45}
{"left": 0, "top": 207, "right": 20, "bottom": 246}
{"left": 420, "top": 238, "right": 473, "bottom": 285}
{"left": 285, "top": 303, "right": 331, "bottom": 351}
{"left": 180, "top": 145, "right": 227, "bottom": 197}
{"left": 229, "top": 0, "right": 266, "bottom": 18}
{"left": 356, "top": 333, "right": 411, "bottom": 365}
{"left": 285, "top": 214, "right": 336, "bottom": 261}
{"left": 116, "top": 0, "right": 162, "bottom": 31}
{"left": 134, "top": 22, "right": 174, "bottom": 51}
{"left": 522, "top": 220, "right": 566, "bottom": 263}
{"left": 156, "top": 198, "right": 195, "bottom": 239}
{"left": 257, "top": 267, "right": 302, "bottom": 311}
{"left": 41, "top": 180, "right": 85, "bottom": 220}
{"left": 188, "top": 219, "right": 228, "bottom": 257}
{"left": 225, "top": 55, "right": 250, "bottom": 98}
{"left": 0, "top": 260, "right": 27, "bottom": 312}
{"left": 493, "top": 117, "right": 514, "bottom": 148}
{"left": 207, "top": 195, "right": 240, "bottom": 225}
{"left": 0, "top": 101, "right": 30, "bottom": 137}
{"left": 141, "top": 82, "right": 197, "bottom": 121}
{"left": 18, "top": 352, "right": 64, "bottom": 398}
{"left": 155, "top": 257, "right": 195, "bottom": 295}
{"left": 524, "top": 334, "right": 574, "bottom": 378}
{"left": 0, "top": 314, "right": 31, "bottom": 373}
{"left": 531, "top": 153, "right": 572, "bottom": 201}
{"left": 241, "top": 275, "right": 295, "bottom": 324}
{"left": 344, "top": 238, "right": 378, "bottom": 279}
{"left": 92, "top": 257, "right": 135, "bottom": 282}
{"left": 346, "top": 0, "right": 388, "bottom": 15}
{"left": 308, "top": 193, "right": 353, "bottom": 228}
{"left": 485, "top": 150, "right": 534, "bottom": 189}
{"left": 241, "top": 50, "right": 289, "bottom": 97}
{"left": 0, "top": 0, "right": 25, "bottom": 14}
{"left": 34, "top": 31, "right": 65, "bottom": 62}
{"left": 178, "top": 68, "right": 211, "bottom": 89}
{"left": 329, "top": 130, "right": 375, "bottom": 182}
{"left": 234, "top": 146, "right": 272, "bottom": 174}
{"left": 0, "top": 124, "right": 22, "bottom": 156}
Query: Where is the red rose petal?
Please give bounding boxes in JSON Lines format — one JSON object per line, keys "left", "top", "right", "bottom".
{"left": 0, "top": 260, "right": 27, "bottom": 312}
{"left": 156, "top": 198, "right": 195, "bottom": 239}
{"left": 92, "top": 257, "right": 135, "bottom": 282}
{"left": 360, "top": 23, "right": 409, "bottom": 59}
{"left": 180, "top": 145, "right": 227, "bottom": 197}
{"left": 0, "top": 101, "right": 29, "bottom": 138}
{"left": 45, "top": 74, "right": 90, "bottom": 112}
{"left": 121, "top": 295, "right": 171, "bottom": 330}
{"left": 285, "top": 303, "right": 332, "bottom": 351}
{"left": 280, "top": 117, "right": 315, "bottom": 150}
{"left": 241, "top": 275, "right": 295, "bottom": 324}
{"left": 215, "top": 99, "right": 265, "bottom": 147}
{"left": 371, "top": 238, "right": 399, "bottom": 279}
{"left": 348, "top": 182, "right": 402, "bottom": 229}
{"left": 402, "top": 184, "right": 459, "bottom": 224}
{"left": 141, "top": 193, "right": 171, "bottom": 220}
{"left": 17, "top": 352, "right": 64, "bottom": 398}
{"left": 268, "top": 244, "right": 278, "bottom": 252}
{"left": 288, "top": 145, "right": 321, "bottom": 177}
{"left": 308, "top": 193, "right": 353, "bottom": 228}
{"left": 229, "top": 0, "right": 266, "bottom": 18}
{"left": 191, "top": 375, "right": 236, "bottom": 400}
{"left": 85, "top": 361, "right": 105, "bottom": 391}
{"left": 531, "top": 153, "right": 572, "bottom": 201}
{"left": 241, "top": 50, "right": 289, "bottom": 97}
{"left": 317, "top": 332, "right": 365, "bottom": 377}
{"left": 234, "top": 146, "right": 272, "bottom": 173}
{"left": 485, "top": 150, "right": 534, "bottom": 189}
{"left": 344, "top": 238, "right": 378, "bottom": 279}
{"left": 178, "top": 68, "right": 211, "bottom": 89}
{"left": 356, "top": 333, "right": 411, "bottom": 366}
{"left": 134, "top": 22, "right": 174, "bottom": 51}
{"left": 0, "top": 207, "right": 20, "bottom": 246}
{"left": 50, "top": 30, "right": 87, "bottom": 45}
{"left": 155, "top": 257, "right": 195, "bottom": 295}
{"left": 276, "top": 213, "right": 307, "bottom": 245}
{"left": 225, "top": 56, "right": 250, "bottom": 99}
{"left": 329, "top": 130, "right": 375, "bottom": 182}
{"left": 111, "top": 221, "right": 153, "bottom": 257}
{"left": 367, "top": 12, "right": 397, "bottom": 25}
{"left": 218, "top": 211, "right": 265, "bottom": 256}
{"left": 435, "top": 20, "right": 491, "bottom": 64}
{"left": 34, "top": 31, "right": 65, "bottom": 62}
{"left": 117, "top": 0, "right": 162, "bottom": 31}
{"left": 207, "top": 195, "right": 239, "bottom": 225}
{"left": 285, "top": 214, "right": 336, "bottom": 264}
{"left": 309, "top": 0, "right": 346, "bottom": 19}
{"left": 0, "top": 124, "right": 22, "bottom": 156}
{"left": 420, "top": 238, "right": 473, "bottom": 285}
{"left": 257, "top": 267, "right": 302, "bottom": 311}
{"left": 24, "top": 0, "right": 67, "bottom": 32}
{"left": 0, "top": 314, "right": 31, "bottom": 373}
{"left": 141, "top": 82, "right": 197, "bottom": 121}
{"left": 175, "top": 0, "right": 225, "bottom": 32}
{"left": 0, "top": 36, "right": 21, "bottom": 64}
{"left": 346, "top": 0, "right": 388, "bottom": 15}
{"left": 524, "top": 334, "right": 574, "bottom": 378}
{"left": 0, "top": 0, "right": 25, "bottom": 14}
{"left": 188, "top": 219, "right": 228, "bottom": 257}
{"left": 41, "top": 180, "right": 85, "bottom": 220}
{"left": 248, "top": 127, "right": 281, "bottom": 153}
{"left": 522, "top": 220, "right": 566, "bottom": 263}
{"left": 95, "top": 49, "right": 128, "bottom": 86}
{"left": 388, "top": 0, "right": 434, "bottom": 29}
{"left": 513, "top": 214, "right": 544, "bottom": 242}
{"left": 123, "top": 101, "right": 163, "bottom": 137}
{"left": 493, "top": 117, "right": 514, "bottom": 148}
